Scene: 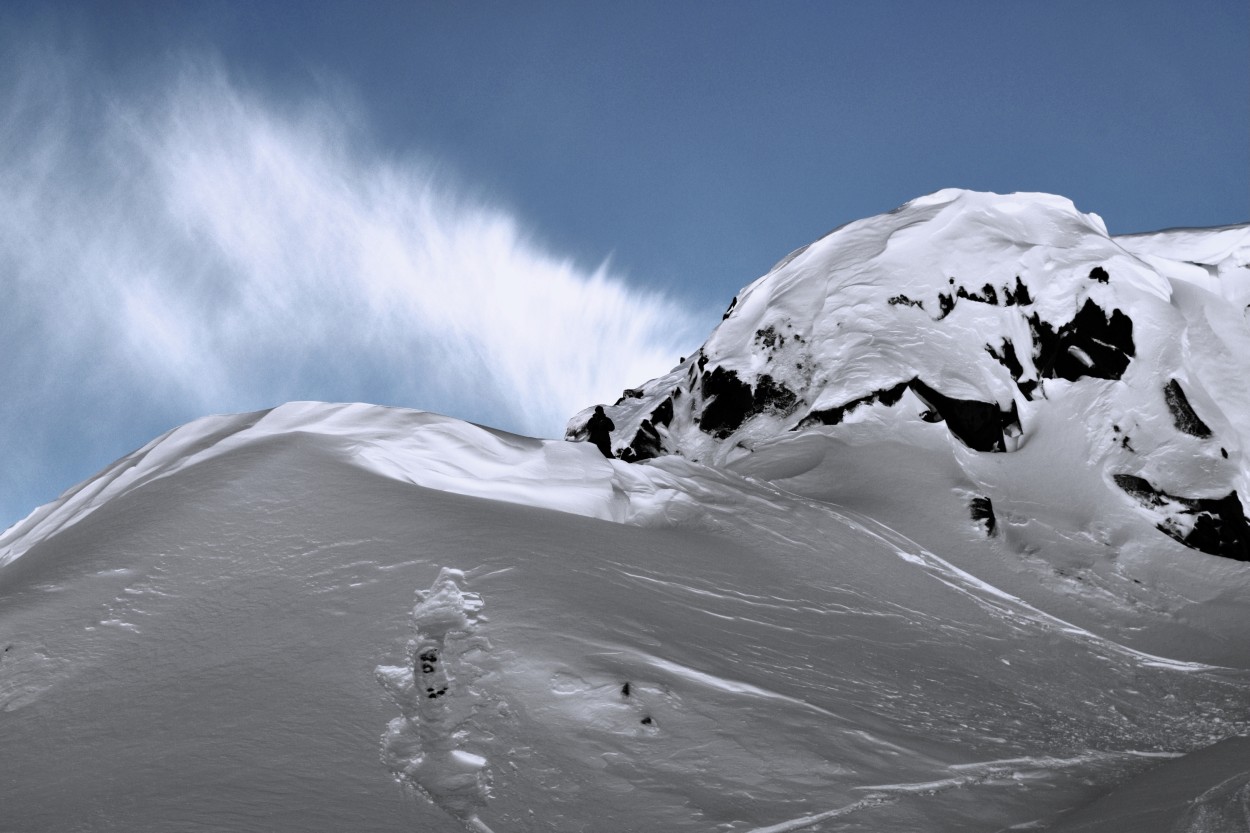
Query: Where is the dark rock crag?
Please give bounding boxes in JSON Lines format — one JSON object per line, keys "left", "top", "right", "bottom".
{"left": 1113, "top": 474, "right": 1249, "bottom": 561}
{"left": 798, "top": 378, "right": 1020, "bottom": 453}
{"left": 1029, "top": 299, "right": 1135, "bottom": 382}
{"left": 1163, "top": 379, "right": 1213, "bottom": 439}
{"left": 970, "top": 496, "right": 997, "bottom": 537}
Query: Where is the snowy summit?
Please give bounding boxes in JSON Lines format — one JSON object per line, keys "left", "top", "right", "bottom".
{"left": 2, "top": 190, "right": 1249, "bottom": 832}
{"left": 572, "top": 189, "right": 1250, "bottom": 562}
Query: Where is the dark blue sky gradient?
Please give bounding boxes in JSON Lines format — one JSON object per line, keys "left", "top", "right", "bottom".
{"left": 33, "top": 0, "right": 1249, "bottom": 308}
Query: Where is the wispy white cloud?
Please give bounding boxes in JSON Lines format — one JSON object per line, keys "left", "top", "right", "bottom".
{"left": 0, "top": 47, "right": 701, "bottom": 523}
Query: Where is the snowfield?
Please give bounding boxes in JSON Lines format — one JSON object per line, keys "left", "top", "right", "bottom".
{"left": 2, "top": 191, "right": 1248, "bottom": 832}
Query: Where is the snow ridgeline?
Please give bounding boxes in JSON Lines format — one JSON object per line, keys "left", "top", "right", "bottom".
{"left": 376, "top": 568, "right": 497, "bottom": 832}
{"left": 0, "top": 400, "right": 700, "bottom": 571}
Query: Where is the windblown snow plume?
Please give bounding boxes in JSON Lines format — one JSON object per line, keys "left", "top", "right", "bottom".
{"left": 0, "top": 42, "right": 696, "bottom": 522}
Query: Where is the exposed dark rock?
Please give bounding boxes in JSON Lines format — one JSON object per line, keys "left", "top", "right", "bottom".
{"left": 909, "top": 379, "right": 1019, "bottom": 452}
{"left": 755, "top": 326, "right": 784, "bottom": 350}
{"left": 1113, "top": 474, "right": 1250, "bottom": 561}
{"left": 1003, "top": 276, "right": 1033, "bottom": 306}
{"left": 888, "top": 294, "right": 924, "bottom": 308}
{"left": 621, "top": 682, "right": 631, "bottom": 698}
{"left": 970, "top": 496, "right": 997, "bottom": 536}
{"left": 985, "top": 339, "right": 1037, "bottom": 401}
{"left": 1188, "top": 493, "right": 1249, "bottom": 561}
{"left": 698, "top": 367, "right": 757, "bottom": 439}
{"left": 942, "top": 276, "right": 1033, "bottom": 316}
{"left": 1113, "top": 474, "right": 1176, "bottom": 510}
{"left": 1029, "top": 299, "right": 1135, "bottom": 381}
{"left": 722, "top": 295, "right": 738, "bottom": 320}
{"left": 955, "top": 283, "right": 999, "bottom": 305}
{"left": 878, "top": 383, "right": 909, "bottom": 407}
{"left": 798, "top": 381, "right": 910, "bottom": 428}
{"left": 754, "top": 374, "right": 798, "bottom": 415}
{"left": 1222, "top": 448, "right": 1229, "bottom": 459}
{"left": 798, "top": 378, "right": 1018, "bottom": 453}
{"left": 986, "top": 339, "right": 1024, "bottom": 380}
{"left": 696, "top": 367, "right": 801, "bottom": 439}
{"left": 615, "top": 398, "right": 680, "bottom": 462}
{"left": 630, "top": 420, "right": 665, "bottom": 461}
{"left": 1089, "top": 266, "right": 1110, "bottom": 283}
{"left": 1163, "top": 379, "right": 1212, "bottom": 438}
{"left": 650, "top": 397, "right": 674, "bottom": 427}
{"left": 939, "top": 273, "right": 1035, "bottom": 318}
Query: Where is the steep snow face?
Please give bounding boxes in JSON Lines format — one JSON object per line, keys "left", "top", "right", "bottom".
{"left": 570, "top": 190, "right": 1250, "bottom": 562}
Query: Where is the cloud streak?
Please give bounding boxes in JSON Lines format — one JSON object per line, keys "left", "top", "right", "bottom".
{"left": 0, "top": 47, "right": 701, "bottom": 524}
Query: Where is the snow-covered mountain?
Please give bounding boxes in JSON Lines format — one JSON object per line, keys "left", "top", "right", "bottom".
{"left": 571, "top": 189, "right": 1250, "bottom": 564}
{"left": 2, "top": 191, "right": 1249, "bottom": 833}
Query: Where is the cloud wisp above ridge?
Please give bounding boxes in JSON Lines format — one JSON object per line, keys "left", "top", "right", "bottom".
{"left": 0, "top": 49, "right": 701, "bottom": 524}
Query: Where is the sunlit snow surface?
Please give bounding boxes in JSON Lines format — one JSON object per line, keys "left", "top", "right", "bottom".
{"left": 3, "top": 190, "right": 1250, "bottom": 831}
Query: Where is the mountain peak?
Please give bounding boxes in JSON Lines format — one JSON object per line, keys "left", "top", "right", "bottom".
{"left": 570, "top": 190, "right": 1250, "bottom": 562}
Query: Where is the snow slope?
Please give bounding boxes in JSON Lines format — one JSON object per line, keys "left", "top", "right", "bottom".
{"left": 1, "top": 400, "right": 1247, "bottom": 832}
{"left": 2, "top": 191, "right": 1249, "bottom": 832}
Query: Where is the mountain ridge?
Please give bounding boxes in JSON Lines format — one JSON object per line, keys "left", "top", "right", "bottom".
{"left": 570, "top": 189, "right": 1250, "bottom": 563}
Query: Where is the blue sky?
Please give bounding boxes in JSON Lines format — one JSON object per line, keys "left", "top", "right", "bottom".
{"left": 0, "top": 0, "right": 1246, "bottom": 528}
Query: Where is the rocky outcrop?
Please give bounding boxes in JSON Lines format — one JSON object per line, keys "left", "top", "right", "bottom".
{"left": 567, "top": 190, "right": 1248, "bottom": 567}
{"left": 970, "top": 496, "right": 997, "bottom": 537}
{"left": 1163, "top": 379, "right": 1213, "bottom": 439}
{"left": 799, "top": 378, "right": 1020, "bottom": 453}
{"left": 1028, "top": 298, "right": 1135, "bottom": 382}
{"left": 1113, "top": 475, "right": 1249, "bottom": 561}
